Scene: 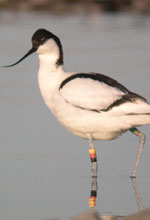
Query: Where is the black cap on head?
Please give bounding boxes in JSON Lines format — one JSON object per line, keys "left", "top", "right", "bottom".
{"left": 31, "top": 29, "right": 54, "bottom": 49}
{"left": 31, "top": 29, "right": 63, "bottom": 66}
{"left": 3, "top": 28, "right": 63, "bottom": 67}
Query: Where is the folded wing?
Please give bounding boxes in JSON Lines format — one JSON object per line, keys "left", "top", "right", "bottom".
{"left": 59, "top": 73, "right": 147, "bottom": 113}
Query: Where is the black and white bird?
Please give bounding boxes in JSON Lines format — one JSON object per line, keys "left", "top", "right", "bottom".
{"left": 4, "top": 29, "right": 150, "bottom": 178}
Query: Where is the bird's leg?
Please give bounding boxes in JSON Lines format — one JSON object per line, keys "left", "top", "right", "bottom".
{"left": 130, "top": 127, "right": 146, "bottom": 178}
{"left": 88, "top": 134, "right": 98, "bottom": 177}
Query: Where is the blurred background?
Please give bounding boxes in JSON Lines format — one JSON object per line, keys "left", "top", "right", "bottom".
{"left": 0, "top": 0, "right": 150, "bottom": 14}
{"left": 0, "top": 1, "right": 150, "bottom": 220}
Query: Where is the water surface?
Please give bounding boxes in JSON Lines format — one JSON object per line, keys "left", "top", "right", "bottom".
{"left": 0, "top": 11, "right": 150, "bottom": 220}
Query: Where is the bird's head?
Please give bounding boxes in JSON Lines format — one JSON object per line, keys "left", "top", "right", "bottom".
{"left": 3, "top": 28, "right": 63, "bottom": 67}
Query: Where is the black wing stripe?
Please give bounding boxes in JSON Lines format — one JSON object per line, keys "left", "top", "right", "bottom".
{"left": 59, "top": 72, "right": 147, "bottom": 112}
{"left": 64, "top": 92, "right": 147, "bottom": 113}
{"left": 59, "top": 72, "right": 130, "bottom": 93}
{"left": 101, "top": 93, "right": 147, "bottom": 112}
{"left": 127, "top": 113, "right": 150, "bottom": 115}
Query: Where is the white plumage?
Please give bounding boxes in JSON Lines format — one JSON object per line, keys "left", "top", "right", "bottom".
{"left": 60, "top": 77, "right": 125, "bottom": 111}
{"left": 5, "top": 29, "right": 150, "bottom": 178}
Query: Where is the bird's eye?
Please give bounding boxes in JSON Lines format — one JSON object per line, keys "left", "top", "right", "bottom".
{"left": 41, "top": 37, "right": 46, "bottom": 43}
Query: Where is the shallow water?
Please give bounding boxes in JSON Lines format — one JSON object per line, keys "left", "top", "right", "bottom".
{"left": 0, "top": 10, "right": 150, "bottom": 220}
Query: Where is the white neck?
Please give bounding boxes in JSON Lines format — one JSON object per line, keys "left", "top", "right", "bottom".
{"left": 38, "top": 53, "right": 65, "bottom": 86}
{"left": 37, "top": 53, "right": 65, "bottom": 108}
{"left": 37, "top": 38, "right": 62, "bottom": 70}
{"left": 39, "top": 53, "right": 59, "bottom": 72}
{"left": 36, "top": 38, "right": 66, "bottom": 108}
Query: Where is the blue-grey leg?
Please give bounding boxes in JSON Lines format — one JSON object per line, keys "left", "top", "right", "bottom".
{"left": 130, "top": 128, "right": 146, "bottom": 178}
{"left": 88, "top": 134, "right": 98, "bottom": 177}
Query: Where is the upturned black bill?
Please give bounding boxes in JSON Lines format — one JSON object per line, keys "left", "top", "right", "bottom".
{"left": 3, "top": 47, "right": 36, "bottom": 67}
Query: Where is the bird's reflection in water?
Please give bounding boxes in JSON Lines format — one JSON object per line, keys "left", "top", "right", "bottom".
{"left": 86, "top": 177, "right": 149, "bottom": 220}
{"left": 88, "top": 177, "right": 98, "bottom": 208}
{"left": 47, "top": 177, "right": 150, "bottom": 220}
{"left": 87, "top": 176, "right": 123, "bottom": 219}
{"left": 131, "top": 178, "right": 143, "bottom": 212}
{"left": 72, "top": 177, "right": 150, "bottom": 220}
